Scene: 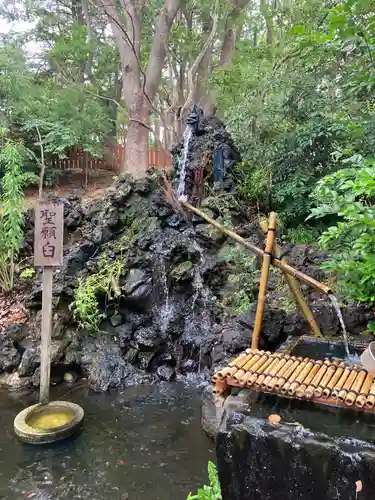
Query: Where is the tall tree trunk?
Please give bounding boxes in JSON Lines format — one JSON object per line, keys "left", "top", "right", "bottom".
{"left": 126, "top": 95, "right": 150, "bottom": 177}
{"left": 220, "top": 0, "right": 250, "bottom": 68}
{"left": 97, "top": 0, "right": 181, "bottom": 177}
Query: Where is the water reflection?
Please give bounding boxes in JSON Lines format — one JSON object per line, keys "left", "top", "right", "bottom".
{"left": 0, "top": 384, "right": 213, "bottom": 500}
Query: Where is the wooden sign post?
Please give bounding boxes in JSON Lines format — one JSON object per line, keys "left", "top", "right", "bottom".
{"left": 34, "top": 202, "right": 64, "bottom": 405}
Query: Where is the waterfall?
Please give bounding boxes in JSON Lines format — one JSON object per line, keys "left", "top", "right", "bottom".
{"left": 191, "top": 241, "right": 211, "bottom": 374}
{"left": 329, "top": 293, "right": 350, "bottom": 359}
{"left": 157, "top": 256, "right": 173, "bottom": 335}
{"left": 177, "top": 126, "right": 193, "bottom": 199}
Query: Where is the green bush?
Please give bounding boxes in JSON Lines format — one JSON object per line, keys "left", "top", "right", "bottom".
{"left": 309, "top": 153, "right": 375, "bottom": 303}
{"left": 0, "top": 140, "right": 32, "bottom": 292}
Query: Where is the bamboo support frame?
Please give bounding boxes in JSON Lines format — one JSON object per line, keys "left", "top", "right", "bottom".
{"left": 259, "top": 220, "right": 322, "bottom": 337}
{"left": 181, "top": 201, "right": 332, "bottom": 294}
{"left": 252, "top": 213, "right": 277, "bottom": 349}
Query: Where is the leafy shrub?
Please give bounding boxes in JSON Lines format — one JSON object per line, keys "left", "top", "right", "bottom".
{"left": 187, "top": 461, "right": 222, "bottom": 500}
{"left": 309, "top": 153, "right": 375, "bottom": 303}
{"left": 0, "top": 140, "right": 31, "bottom": 292}
{"left": 72, "top": 253, "right": 124, "bottom": 331}
{"left": 285, "top": 225, "right": 320, "bottom": 245}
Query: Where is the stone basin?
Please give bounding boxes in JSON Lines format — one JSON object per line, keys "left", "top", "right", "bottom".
{"left": 208, "top": 336, "right": 375, "bottom": 499}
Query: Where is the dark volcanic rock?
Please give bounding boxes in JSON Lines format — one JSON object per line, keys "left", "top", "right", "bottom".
{"left": 134, "top": 327, "right": 164, "bottom": 349}
{"left": 8, "top": 165, "right": 371, "bottom": 393}
{"left": 0, "top": 338, "right": 20, "bottom": 373}
{"left": 86, "top": 344, "right": 136, "bottom": 391}
{"left": 216, "top": 400, "right": 375, "bottom": 500}
{"left": 171, "top": 106, "right": 241, "bottom": 203}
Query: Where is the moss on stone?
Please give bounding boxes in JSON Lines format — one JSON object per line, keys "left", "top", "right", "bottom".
{"left": 170, "top": 260, "right": 194, "bottom": 281}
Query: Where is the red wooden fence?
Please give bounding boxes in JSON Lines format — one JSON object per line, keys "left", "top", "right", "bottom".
{"left": 51, "top": 144, "right": 172, "bottom": 172}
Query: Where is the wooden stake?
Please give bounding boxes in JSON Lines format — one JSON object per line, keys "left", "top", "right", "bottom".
{"left": 251, "top": 212, "right": 277, "bottom": 350}
{"left": 181, "top": 201, "right": 331, "bottom": 294}
{"left": 34, "top": 202, "right": 64, "bottom": 405}
{"left": 39, "top": 267, "right": 53, "bottom": 404}
{"left": 259, "top": 220, "right": 322, "bottom": 337}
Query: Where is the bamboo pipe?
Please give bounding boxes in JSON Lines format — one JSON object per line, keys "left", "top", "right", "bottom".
{"left": 331, "top": 367, "right": 351, "bottom": 398}
{"left": 234, "top": 350, "right": 266, "bottom": 380}
{"left": 181, "top": 201, "right": 331, "bottom": 294}
{"left": 321, "top": 362, "right": 344, "bottom": 398}
{"left": 304, "top": 360, "right": 331, "bottom": 398}
{"left": 259, "top": 220, "right": 322, "bottom": 337}
{"left": 281, "top": 358, "right": 310, "bottom": 394}
{"left": 295, "top": 360, "right": 323, "bottom": 398}
{"left": 213, "top": 349, "right": 253, "bottom": 380}
{"left": 271, "top": 358, "right": 301, "bottom": 391}
{"left": 263, "top": 356, "right": 294, "bottom": 389}
{"left": 250, "top": 355, "right": 283, "bottom": 386}
{"left": 356, "top": 373, "right": 373, "bottom": 408}
{"left": 252, "top": 213, "right": 277, "bottom": 349}
{"left": 337, "top": 368, "right": 360, "bottom": 401}
{"left": 345, "top": 370, "right": 367, "bottom": 406}
{"left": 288, "top": 359, "right": 314, "bottom": 396}
{"left": 257, "top": 356, "right": 289, "bottom": 388}
{"left": 238, "top": 352, "right": 271, "bottom": 385}
{"left": 213, "top": 379, "right": 228, "bottom": 395}
{"left": 365, "top": 381, "right": 375, "bottom": 409}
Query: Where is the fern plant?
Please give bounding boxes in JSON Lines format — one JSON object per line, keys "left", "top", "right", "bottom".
{"left": 187, "top": 461, "right": 222, "bottom": 500}
{"left": 72, "top": 253, "right": 124, "bottom": 331}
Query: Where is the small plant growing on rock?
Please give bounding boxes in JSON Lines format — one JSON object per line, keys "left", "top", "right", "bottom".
{"left": 72, "top": 253, "right": 124, "bottom": 331}
{"left": 187, "top": 461, "right": 222, "bottom": 500}
{"left": 19, "top": 267, "right": 36, "bottom": 281}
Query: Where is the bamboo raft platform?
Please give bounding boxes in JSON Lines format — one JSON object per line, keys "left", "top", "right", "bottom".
{"left": 213, "top": 349, "right": 375, "bottom": 414}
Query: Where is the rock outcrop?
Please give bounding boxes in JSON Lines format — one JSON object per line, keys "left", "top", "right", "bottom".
{"left": 0, "top": 171, "right": 372, "bottom": 391}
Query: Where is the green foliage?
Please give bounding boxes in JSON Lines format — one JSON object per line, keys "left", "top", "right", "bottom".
{"left": 19, "top": 267, "right": 36, "bottom": 280}
{"left": 211, "top": 0, "right": 375, "bottom": 226}
{"left": 0, "top": 43, "right": 111, "bottom": 176}
{"left": 73, "top": 253, "right": 124, "bottom": 331}
{"left": 187, "top": 461, "right": 222, "bottom": 500}
{"left": 0, "top": 141, "right": 29, "bottom": 291}
{"left": 285, "top": 225, "right": 319, "bottom": 245}
{"left": 309, "top": 153, "right": 375, "bottom": 303}
{"left": 221, "top": 246, "right": 258, "bottom": 315}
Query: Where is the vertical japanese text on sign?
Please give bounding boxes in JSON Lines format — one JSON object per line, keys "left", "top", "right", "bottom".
{"left": 34, "top": 203, "right": 64, "bottom": 267}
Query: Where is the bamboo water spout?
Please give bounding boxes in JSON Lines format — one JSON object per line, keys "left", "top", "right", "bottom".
{"left": 180, "top": 201, "right": 331, "bottom": 295}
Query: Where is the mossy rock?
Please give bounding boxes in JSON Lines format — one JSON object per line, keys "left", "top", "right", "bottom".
{"left": 195, "top": 223, "right": 226, "bottom": 244}
{"left": 170, "top": 260, "right": 194, "bottom": 281}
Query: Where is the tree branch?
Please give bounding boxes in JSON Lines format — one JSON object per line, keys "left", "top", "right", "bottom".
{"left": 144, "top": 0, "right": 182, "bottom": 101}
{"left": 180, "top": 0, "right": 220, "bottom": 119}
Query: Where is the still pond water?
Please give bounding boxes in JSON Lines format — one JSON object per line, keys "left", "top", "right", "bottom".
{"left": 0, "top": 383, "right": 214, "bottom": 500}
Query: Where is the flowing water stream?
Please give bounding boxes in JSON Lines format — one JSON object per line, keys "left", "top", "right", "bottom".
{"left": 177, "top": 127, "right": 193, "bottom": 198}
{"left": 156, "top": 256, "right": 174, "bottom": 336}
{"left": 328, "top": 293, "right": 351, "bottom": 360}
{"left": 0, "top": 384, "right": 213, "bottom": 500}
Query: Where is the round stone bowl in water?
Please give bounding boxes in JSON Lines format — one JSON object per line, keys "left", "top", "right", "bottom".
{"left": 14, "top": 401, "right": 84, "bottom": 444}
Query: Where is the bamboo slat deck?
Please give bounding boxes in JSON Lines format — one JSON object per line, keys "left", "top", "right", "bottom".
{"left": 213, "top": 349, "right": 375, "bottom": 413}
